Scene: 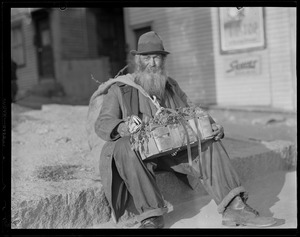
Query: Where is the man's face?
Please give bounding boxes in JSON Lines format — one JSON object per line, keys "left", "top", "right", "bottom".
{"left": 138, "top": 54, "right": 164, "bottom": 73}
{"left": 134, "top": 53, "right": 167, "bottom": 99}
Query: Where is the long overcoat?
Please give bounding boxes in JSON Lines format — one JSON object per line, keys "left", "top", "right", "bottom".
{"left": 94, "top": 74, "right": 211, "bottom": 221}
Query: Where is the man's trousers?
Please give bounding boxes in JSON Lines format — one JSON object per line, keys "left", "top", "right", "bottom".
{"left": 112, "top": 136, "right": 246, "bottom": 222}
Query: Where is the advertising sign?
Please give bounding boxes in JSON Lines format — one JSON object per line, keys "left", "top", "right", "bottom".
{"left": 219, "top": 7, "right": 266, "bottom": 53}
{"left": 224, "top": 55, "right": 261, "bottom": 77}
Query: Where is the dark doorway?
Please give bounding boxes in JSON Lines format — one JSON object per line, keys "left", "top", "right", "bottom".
{"left": 32, "top": 9, "right": 55, "bottom": 80}
{"left": 91, "top": 8, "right": 127, "bottom": 77}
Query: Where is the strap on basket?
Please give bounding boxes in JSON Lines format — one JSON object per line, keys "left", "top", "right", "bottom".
{"left": 209, "top": 143, "right": 213, "bottom": 186}
{"left": 179, "top": 118, "right": 205, "bottom": 179}
{"left": 179, "top": 119, "right": 192, "bottom": 167}
{"left": 218, "top": 140, "right": 231, "bottom": 163}
{"left": 194, "top": 117, "right": 207, "bottom": 180}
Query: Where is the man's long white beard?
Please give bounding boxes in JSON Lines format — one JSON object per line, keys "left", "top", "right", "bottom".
{"left": 134, "top": 60, "right": 168, "bottom": 100}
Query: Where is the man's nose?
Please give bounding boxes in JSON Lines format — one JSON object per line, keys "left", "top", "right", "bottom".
{"left": 149, "top": 58, "right": 156, "bottom": 67}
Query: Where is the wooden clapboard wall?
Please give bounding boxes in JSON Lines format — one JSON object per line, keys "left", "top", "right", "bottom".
{"left": 210, "top": 7, "right": 296, "bottom": 111}
{"left": 266, "top": 7, "right": 296, "bottom": 111}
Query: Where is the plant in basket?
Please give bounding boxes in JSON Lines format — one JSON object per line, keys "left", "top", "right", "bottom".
{"left": 130, "top": 105, "right": 213, "bottom": 160}
{"left": 130, "top": 122, "right": 152, "bottom": 154}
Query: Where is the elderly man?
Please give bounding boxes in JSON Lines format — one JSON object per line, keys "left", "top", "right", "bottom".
{"left": 94, "top": 31, "right": 275, "bottom": 228}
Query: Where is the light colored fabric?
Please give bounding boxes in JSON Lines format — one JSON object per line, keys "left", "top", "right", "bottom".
{"left": 90, "top": 74, "right": 142, "bottom": 100}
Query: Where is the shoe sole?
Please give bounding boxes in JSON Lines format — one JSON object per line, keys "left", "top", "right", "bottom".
{"left": 222, "top": 219, "right": 276, "bottom": 227}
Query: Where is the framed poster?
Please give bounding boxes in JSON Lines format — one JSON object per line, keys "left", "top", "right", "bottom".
{"left": 219, "top": 7, "right": 266, "bottom": 54}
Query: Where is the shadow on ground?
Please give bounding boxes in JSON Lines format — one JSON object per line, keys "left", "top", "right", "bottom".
{"left": 243, "top": 171, "right": 290, "bottom": 228}
{"left": 163, "top": 170, "right": 290, "bottom": 228}
{"left": 164, "top": 196, "right": 212, "bottom": 228}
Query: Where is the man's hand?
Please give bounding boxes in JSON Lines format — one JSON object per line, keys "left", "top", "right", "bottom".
{"left": 117, "top": 115, "right": 142, "bottom": 137}
{"left": 211, "top": 123, "right": 224, "bottom": 141}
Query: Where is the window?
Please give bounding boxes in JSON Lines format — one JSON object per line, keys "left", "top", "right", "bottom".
{"left": 11, "top": 25, "right": 25, "bottom": 66}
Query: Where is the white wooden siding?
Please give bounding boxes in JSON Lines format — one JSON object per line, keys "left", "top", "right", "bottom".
{"left": 266, "top": 7, "right": 296, "bottom": 110}
{"left": 211, "top": 7, "right": 295, "bottom": 111}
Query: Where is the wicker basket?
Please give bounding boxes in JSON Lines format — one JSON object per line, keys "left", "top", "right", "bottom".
{"left": 137, "top": 115, "right": 213, "bottom": 160}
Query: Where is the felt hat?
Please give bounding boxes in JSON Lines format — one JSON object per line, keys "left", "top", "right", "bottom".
{"left": 130, "top": 31, "right": 170, "bottom": 55}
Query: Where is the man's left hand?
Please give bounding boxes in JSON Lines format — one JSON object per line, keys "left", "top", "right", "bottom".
{"left": 211, "top": 123, "right": 225, "bottom": 140}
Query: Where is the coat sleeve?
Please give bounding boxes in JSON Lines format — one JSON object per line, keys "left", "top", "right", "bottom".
{"left": 94, "top": 85, "right": 124, "bottom": 141}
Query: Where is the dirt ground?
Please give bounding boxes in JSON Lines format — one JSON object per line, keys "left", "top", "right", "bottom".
{"left": 11, "top": 104, "right": 103, "bottom": 212}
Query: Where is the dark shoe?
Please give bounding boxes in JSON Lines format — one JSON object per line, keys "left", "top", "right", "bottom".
{"left": 139, "top": 216, "right": 164, "bottom": 229}
{"left": 222, "top": 196, "right": 276, "bottom": 227}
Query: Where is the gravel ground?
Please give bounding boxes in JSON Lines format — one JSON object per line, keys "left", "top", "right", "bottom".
{"left": 11, "top": 104, "right": 102, "bottom": 208}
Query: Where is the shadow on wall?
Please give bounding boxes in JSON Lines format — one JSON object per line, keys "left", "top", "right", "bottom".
{"left": 59, "top": 58, "right": 111, "bottom": 100}
{"left": 29, "top": 81, "right": 65, "bottom": 98}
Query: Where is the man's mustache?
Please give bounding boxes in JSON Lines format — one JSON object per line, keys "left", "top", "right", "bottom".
{"left": 141, "top": 65, "right": 159, "bottom": 73}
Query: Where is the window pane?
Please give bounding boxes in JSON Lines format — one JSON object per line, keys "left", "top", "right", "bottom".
{"left": 15, "top": 29, "right": 23, "bottom": 44}
{"left": 11, "top": 48, "right": 17, "bottom": 62}
{"left": 16, "top": 46, "right": 25, "bottom": 65}
{"left": 11, "top": 30, "right": 17, "bottom": 46}
{"left": 11, "top": 28, "right": 22, "bottom": 45}
{"left": 11, "top": 26, "right": 25, "bottom": 66}
{"left": 11, "top": 31, "right": 14, "bottom": 45}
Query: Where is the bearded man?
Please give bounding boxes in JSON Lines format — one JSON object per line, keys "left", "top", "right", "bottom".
{"left": 94, "top": 31, "right": 276, "bottom": 228}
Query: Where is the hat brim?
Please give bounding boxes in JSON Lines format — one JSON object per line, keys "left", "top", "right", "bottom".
{"left": 130, "top": 50, "right": 170, "bottom": 56}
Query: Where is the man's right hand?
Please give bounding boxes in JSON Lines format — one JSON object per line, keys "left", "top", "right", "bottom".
{"left": 117, "top": 115, "right": 142, "bottom": 137}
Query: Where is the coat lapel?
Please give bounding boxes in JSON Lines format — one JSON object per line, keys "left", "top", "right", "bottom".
{"left": 119, "top": 85, "right": 139, "bottom": 117}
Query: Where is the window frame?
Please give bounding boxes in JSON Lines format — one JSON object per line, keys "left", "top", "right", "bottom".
{"left": 132, "top": 24, "right": 152, "bottom": 50}
{"left": 11, "top": 22, "right": 26, "bottom": 67}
